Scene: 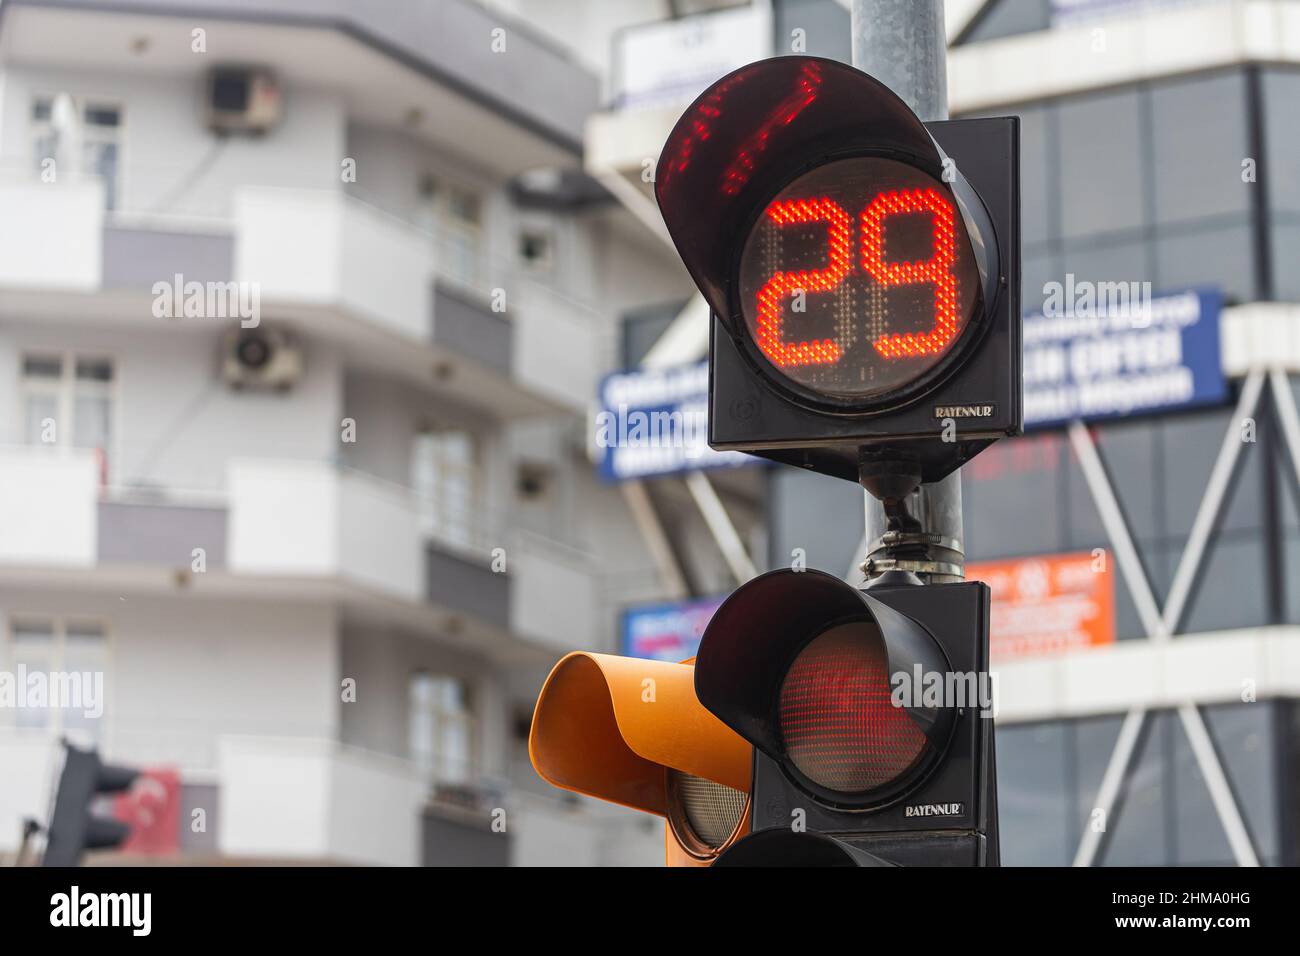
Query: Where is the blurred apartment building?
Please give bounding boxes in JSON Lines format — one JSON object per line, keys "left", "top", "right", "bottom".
{"left": 0, "top": 0, "right": 765, "bottom": 866}
{"left": 582, "top": 0, "right": 1300, "bottom": 866}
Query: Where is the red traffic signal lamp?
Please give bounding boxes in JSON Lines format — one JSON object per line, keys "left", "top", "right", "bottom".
{"left": 655, "top": 55, "right": 1020, "bottom": 484}
{"left": 529, "top": 652, "right": 753, "bottom": 866}
{"left": 694, "top": 569, "right": 999, "bottom": 866}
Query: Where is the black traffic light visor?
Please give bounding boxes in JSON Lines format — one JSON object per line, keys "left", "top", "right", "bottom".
{"left": 655, "top": 55, "right": 997, "bottom": 323}
{"left": 694, "top": 569, "right": 952, "bottom": 768}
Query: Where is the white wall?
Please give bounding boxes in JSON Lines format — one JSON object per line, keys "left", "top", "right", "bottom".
{"left": 0, "top": 447, "right": 97, "bottom": 566}
{"left": 0, "top": 320, "right": 343, "bottom": 491}
{"left": 345, "top": 122, "right": 503, "bottom": 230}
{"left": 227, "top": 458, "right": 424, "bottom": 601}
{"left": 511, "top": 793, "right": 664, "bottom": 866}
{"left": 0, "top": 589, "right": 340, "bottom": 772}
{"left": 218, "top": 736, "right": 426, "bottom": 866}
{"left": 338, "top": 627, "right": 508, "bottom": 778}
{"left": 337, "top": 468, "right": 423, "bottom": 598}
{"left": 339, "top": 370, "right": 495, "bottom": 488}
{"left": 0, "top": 65, "right": 345, "bottom": 220}
{"left": 510, "top": 532, "right": 599, "bottom": 652}
{"left": 234, "top": 186, "right": 435, "bottom": 340}
{"left": 0, "top": 732, "right": 62, "bottom": 857}
{"left": 0, "top": 177, "right": 103, "bottom": 289}
{"left": 227, "top": 458, "right": 340, "bottom": 575}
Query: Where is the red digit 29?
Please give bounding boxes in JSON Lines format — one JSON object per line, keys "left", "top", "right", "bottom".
{"left": 754, "top": 187, "right": 960, "bottom": 369}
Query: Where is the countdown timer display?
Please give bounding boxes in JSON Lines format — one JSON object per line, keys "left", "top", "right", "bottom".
{"left": 737, "top": 157, "right": 983, "bottom": 405}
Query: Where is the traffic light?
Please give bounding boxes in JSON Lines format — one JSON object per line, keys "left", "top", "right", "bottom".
{"left": 530, "top": 55, "right": 1015, "bottom": 867}
{"left": 655, "top": 55, "right": 1021, "bottom": 484}
{"left": 43, "top": 742, "right": 140, "bottom": 866}
{"left": 694, "top": 568, "right": 999, "bottom": 866}
{"left": 529, "top": 652, "right": 752, "bottom": 866}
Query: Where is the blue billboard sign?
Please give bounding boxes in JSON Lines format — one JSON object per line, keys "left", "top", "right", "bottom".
{"left": 620, "top": 595, "right": 727, "bottom": 662}
{"left": 1023, "top": 286, "right": 1225, "bottom": 430}
{"left": 594, "top": 360, "right": 753, "bottom": 482}
{"left": 1050, "top": 0, "right": 1199, "bottom": 24}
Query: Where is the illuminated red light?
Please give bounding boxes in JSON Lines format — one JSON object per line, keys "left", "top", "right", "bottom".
{"left": 861, "top": 188, "right": 959, "bottom": 358}
{"left": 754, "top": 187, "right": 961, "bottom": 370}
{"left": 736, "top": 156, "right": 978, "bottom": 403}
{"left": 755, "top": 197, "right": 850, "bottom": 368}
{"left": 778, "top": 623, "right": 927, "bottom": 794}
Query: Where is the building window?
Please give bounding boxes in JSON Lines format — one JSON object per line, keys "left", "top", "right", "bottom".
{"left": 31, "top": 95, "right": 123, "bottom": 210}
{"left": 416, "top": 174, "right": 484, "bottom": 290}
{"left": 4, "top": 618, "right": 108, "bottom": 743}
{"left": 517, "top": 229, "right": 553, "bottom": 273}
{"left": 20, "top": 353, "right": 115, "bottom": 482}
{"left": 411, "top": 425, "right": 479, "bottom": 550}
{"left": 408, "top": 672, "right": 473, "bottom": 784}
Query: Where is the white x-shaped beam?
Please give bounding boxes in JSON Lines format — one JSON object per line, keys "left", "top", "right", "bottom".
{"left": 1068, "top": 369, "right": 1271, "bottom": 866}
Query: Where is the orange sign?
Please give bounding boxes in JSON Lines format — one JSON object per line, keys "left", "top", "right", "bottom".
{"left": 967, "top": 551, "right": 1115, "bottom": 660}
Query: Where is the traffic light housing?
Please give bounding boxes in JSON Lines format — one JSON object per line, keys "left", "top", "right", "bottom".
{"left": 655, "top": 55, "right": 1021, "bottom": 484}
{"left": 43, "top": 742, "right": 140, "bottom": 866}
{"left": 529, "top": 652, "right": 753, "bottom": 865}
{"left": 694, "top": 569, "right": 999, "bottom": 866}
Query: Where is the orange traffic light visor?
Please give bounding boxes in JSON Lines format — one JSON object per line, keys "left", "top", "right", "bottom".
{"left": 530, "top": 653, "right": 751, "bottom": 816}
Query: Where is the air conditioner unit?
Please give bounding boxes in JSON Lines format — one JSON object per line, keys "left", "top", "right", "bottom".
{"left": 207, "top": 66, "right": 281, "bottom": 135}
{"left": 222, "top": 328, "right": 303, "bottom": 391}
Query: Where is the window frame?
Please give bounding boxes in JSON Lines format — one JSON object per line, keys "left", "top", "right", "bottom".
{"left": 2, "top": 615, "right": 111, "bottom": 742}
{"left": 19, "top": 350, "right": 118, "bottom": 483}
{"left": 29, "top": 92, "right": 126, "bottom": 211}
{"left": 407, "top": 670, "right": 476, "bottom": 784}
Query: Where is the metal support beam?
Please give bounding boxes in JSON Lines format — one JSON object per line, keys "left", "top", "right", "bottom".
{"left": 1066, "top": 384, "right": 1266, "bottom": 867}
{"left": 620, "top": 481, "right": 689, "bottom": 599}
{"left": 1067, "top": 422, "right": 1164, "bottom": 638}
{"left": 1270, "top": 367, "right": 1300, "bottom": 490}
{"left": 641, "top": 294, "right": 709, "bottom": 370}
{"left": 1178, "top": 704, "right": 1260, "bottom": 867}
{"left": 1072, "top": 708, "right": 1146, "bottom": 868}
{"left": 685, "top": 471, "right": 758, "bottom": 584}
{"left": 592, "top": 169, "right": 674, "bottom": 248}
{"left": 1162, "top": 369, "right": 1265, "bottom": 636}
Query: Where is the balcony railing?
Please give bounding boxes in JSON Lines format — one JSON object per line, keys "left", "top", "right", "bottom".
{"left": 0, "top": 171, "right": 103, "bottom": 290}
{"left": 0, "top": 167, "right": 612, "bottom": 414}
{"left": 226, "top": 458, "right": 598, "bottom": 640}
{"left": 0, "top": 445, "right": 99, "bottom": 567}
{"left": 235, "top": 186, "right": 436, "bottom": 341}
{"left": 218, "top": 735, "right": 430, "bottom": 866}
{"left": 0, "top": 445, "right": 597, "bottom": 645}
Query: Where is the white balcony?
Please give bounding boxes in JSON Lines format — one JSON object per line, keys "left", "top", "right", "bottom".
{"left": 227, "top": 459, "right": 423, "bottom": 601}
{"left": 510, "top": 281, "right": 603, "bottom": 411}
{"left": 0, "top": 175, "right": 104, "bottom": 292}
{"left": 509, "top": 531, "right": 598, "bottom": 654}
{"left": 217, "top": 736, "right": 427, "bottom": 866}
{"left": 0, "top": 446, "right": 98, "bottom": 567}
{"left": 235, "top": 187, "right": 434, "bottom": 341}
{"left": 0, "top": 173, "right": 596, "bottom": 418}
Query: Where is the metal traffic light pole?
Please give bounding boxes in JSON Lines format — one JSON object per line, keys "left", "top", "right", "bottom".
{"left": 851, "top": 0, "right": 966, "bottom": 585}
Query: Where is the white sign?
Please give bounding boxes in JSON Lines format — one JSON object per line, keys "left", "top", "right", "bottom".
{"left": 614, "top": 6, "right": 771, "bottom": 110}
